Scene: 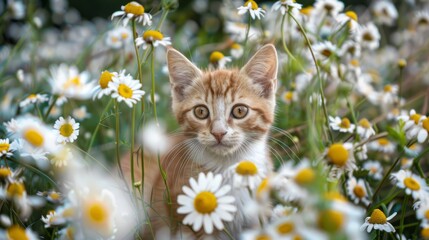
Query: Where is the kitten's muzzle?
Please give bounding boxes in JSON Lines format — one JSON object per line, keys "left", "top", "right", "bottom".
{"left": 210, "top": 119, "right": 228, "bottom": 143}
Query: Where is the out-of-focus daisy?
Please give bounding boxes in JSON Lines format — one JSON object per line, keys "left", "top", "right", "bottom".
{"left": 228, "top": 160, "right": 266, "bottom": 190}
{"left": 278, "top": 159, "right": 316, "bottom": 186}
{"left": 372, "top": 1, "right": 398, "bottom": 26}
{"left": 414, "top": 11, "right": 429, "bottom": 31}
{"left": 325, "top": 143, "right": 356, "bottom": 178}
{"left": 53, "top": 116, "right": 80, "bottom": 143}
{"left": 378, "top": 84, "right": 399, "bottom": 106}
{"left": 108, "top": 72, "right": 145, "bottom": 108}
{"left": 363, "top": 161, "right": 383, "bottom": 180}
{"left": 281, "top": 90, "right": 298, "bottom": 104}
{"left": 37, "top": 190, "right": 62, "bottom": 203}
{"left": 272, "top": 204, "right": 298, "bottom": 219}
{"left": 361, "top": 209, "right": 396, "bottom": 232}
{"left": 177, "top": 172, "right": 237, "bottom": 234}
{"left": 0, "top": 180, "right": 36, "bottom": 220}
{"left": 335, "top": 11, "right": 359, "bottom": 33}
{"left": 398, "top": 110, "right": 429, "bottom": 143}
{"left": 105, "top": 27, "right": 132, "bottom": 49}
{"left": 72, "top": 106, "right": 91, "bottom": 121}
{"left": 50, "top": 146, "right": 73, "bottom": 167}
{"left": 340, "top": 40, "right": 361, "bottom": 60}
{"left": 272, "top": 0, "right": 302, "bottom": 15}
{"left": 135, "top": 30, "right": 171, "bottom": 49}
{"left": 329, "top": 116, "right": 355, "bottom": 133}
{"left": 92, "top": 70, "right": 120, "bottom": 99}
{"left": 237, "top": 0, "right": 266, "bottom": 20}
{"left": 355, "top": 23, "right": 381, "bottom": 50}
{"left": 208, "top": 51, "right": 232, "bottom": 69}
{"left": 241, "top": 229, "right": 276, "bottom": 240}
{"left": 314, "top": 0, "right": 344, "bottom": 18}
{"left": 41, "top": 210, "right": 66, "bottom": 228}
{"left": 267, "top": 215, "right": 317, "bottom": 240}
{"left": 0, "top": 138, "right": 19, "bottom": 158}
{"left": 346, "top": 177, "right": 370, "bottom": 205}
{"left": 19, "top": 94, "right": 49, "bottom": 108}
{"left": 111, "top": 1, "right": 152, "bottom": 26}
{"left": 368, "top": 137, "right": 395, "bottom": 154}
{"left": 0, "top": 225, "right": 39, "bottom": 240}
{"left": 48, "top": 64, "right": 95, "bottom": 100}
{"left": 230, "top": 43, "right": 244, "bottom": 59}
{"left": 140, "top": 121, "right": 170, "bottom": 154}
{"left": 416, "top": 201, "right": 429, "bottom": 225}
{"left": 391, "top": 170, "right": 429, "bottom": 200}
{"left": 313, "top": 41, "right": 339, "bottom": 61}
{"left": 12, "top": 116, "right": 57, "bottom": 153}
{"left": 225, "top": 21, "right": 261, "bottom": 42}
{"left": 357, "top": 118, "right": 376, "bottom": 139}
{"left": 7, "top": 0, "right": 26, "bottom": 20}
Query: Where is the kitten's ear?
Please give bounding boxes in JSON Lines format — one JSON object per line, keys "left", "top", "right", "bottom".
{"left": 240, "top": 44, "right": 278, "bottom": 98}
{"left": 167, "top": 48, "right": 202, "bottom": 101}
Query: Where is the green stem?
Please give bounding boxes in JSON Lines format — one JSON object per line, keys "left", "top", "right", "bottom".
{"left": 242, "top": 14, "right": 252, "bottom": 62}
{"left": 399, "top": 194, "right": 409, "bottom": 235}
{"left": 44, "top": 95, "right": 58, "bottom": 120}
{"left": 289, "top": 12, "right": 334, "bottom": 144}
{"left": 87, "top": 99, "right": 113, "bottom": 152}
{"left": 114, "top": 100, "right": 124, "bottom": 178}
{"left": 156, "top": 9, "right": 169, "bottom": 30}
{"left": 35, "top": 103, "right": 43, "bottom": 120}
{"left": 280, "top": 14, "right": 296, "bottom": 61}
{"left": 131, "top": 20, "right": 145, "bottom": 112}
{"left": 150, "top": 47, "right": 159, "bottom": 125}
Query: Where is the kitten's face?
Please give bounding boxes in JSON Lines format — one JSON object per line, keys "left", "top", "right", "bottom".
{"left": 167, "top": 45, "right": 278, "bottom": 157}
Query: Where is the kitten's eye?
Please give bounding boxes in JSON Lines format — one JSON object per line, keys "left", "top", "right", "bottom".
{"left": 194, "top": 105, "right": 209, "bottom": 119}
{"left": 231, "top": 105, "right": 249, "bottom": 119}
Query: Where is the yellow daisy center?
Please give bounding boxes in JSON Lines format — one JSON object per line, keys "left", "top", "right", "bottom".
{"left": 49, "top": 192, "right": 61, "bottom": 201}
{"left": 422, "top": 227, "right": 429, "bottom": 239}
{"left": 368, "top": 209, "right": 387, "bottom": 224}
{"left": 327, "top": 143, "right": 349, "bottom": 167}
{"left": 359, "top": 118, "right": 371, "bottom": 129}
{"left": 383, "top": 84, "right": 393, "bottom": 92}
{"left": 283, "top": 91, "right": 294, "bottom": 101}
{"left": 121, "top": 32, "right": 129, "bottom": 39}
{"left": 0, "top": 168, "right": 12, "bottom": 178}
{"left": 124, "top": 2, "right": 145, "bottom": 15}
{"left": 318, "top": 209, "right": 344, "bottom": 233}
{"left": 363, "top": 32, "right": 374, "bottom": 41}
{"left": 63, "top": 76, "right": 81, "bottom": 89}
{"left": 324, "top": 192, "right": 347, "bottom": 202}
{"left": 397, "top": 59, "right": 407, "bottom": 68}
{"left": 23, "top": 128, "right": 44, "bottom": 147}
{"left": 7, "top": 182, "right": 25, "bottom": 197}
{"left": 349, "top": 59, "right": 360, "bottom": 67}
{"left": 257, "top": 178, "right": 269, "bottom": 196}
{"left": 7, "top": 225, "right": 29, "bottom": 240}
{"left": 99, "top": 71, "right": 114, "bottom": 89}
{"left": 143, "top": 30, "right": 164, "bottom": 42}
{"left": 321, "top": 49, "right": 332, "bottom": 58}
{"left": 421, "top": 118, "right": 429, "bottom": 131}
{"left": 370, "top": 166, "right": 378, "bottom": 174}
{"left": 236, "top": 161, "right": 258, "bottom": 175}
{"left": 59, "top": 123, "right": 74, "bottom": 137}
{"left": 293, "top": 235, "right": 303, "bottom": 240}
{"left": 300, "top": 6, "right": 313, "bottom": 15}
{"left": 0, "top": 142, "right": 10, "bottom": 152}
{"left": 209, "top": 51, "right": 225, "bottom": 63}
{"left": 231, "top": 43, "right": 241, "bottom": 49}
{"left": 28, "top": 94, "right": 37, "bottom": 100}
{"left": 424, "top": 210, "right": 429, "bottom": 220}
{"left": 62, "top": 207, "right": 75, "bottom": 218}
{"left": 277, "top": 221, "right": 294, "bottom": 235}
{"left": 410, "top": 113, "right": 422, "bottom": 124}
{"left": 244, "top": 0, "right": 258, "bottom": 10}
{"left": 255, "top": 234, "right": 272, "bottom": 240}
{"left": 353, "top": 185, "right": 366, "bottom": 198}
{"left": 377, "top": 138, "right": 390, "bottom": 146}
{"left": 294, "top": 168, "right": 315, "bottom": 185}
{"left": 84, "top": 200, "right": 109, "bottom": 227}
{"left": 404, "top": 177, "right": 421, "bottom": 191}
{"left": 345, "top": 11, "right": 358, "bottom": 22}
{"left": 118, "top": 84, "right": 133, "bottom": 99}
{"left": 194, "top": 191, "right": 218, "bottom": 214}
{"left": 401, "top": 158, "right": 410, "bottom": 167}
{"left": 340, "top": 118, "right": 351, "bottom": 129}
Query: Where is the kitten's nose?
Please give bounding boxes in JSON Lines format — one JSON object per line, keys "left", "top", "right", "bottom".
{"left": 211, "top": 130, "right": 227, "bottom": 143}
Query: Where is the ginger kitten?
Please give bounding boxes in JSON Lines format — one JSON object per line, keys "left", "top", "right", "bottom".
{"left": 126, "top": 44, "right": 278, "bottom": 238}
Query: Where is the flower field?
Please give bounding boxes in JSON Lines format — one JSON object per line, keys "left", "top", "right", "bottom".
{"left": 1, "top": 0, "right": 429, "bottom": 239}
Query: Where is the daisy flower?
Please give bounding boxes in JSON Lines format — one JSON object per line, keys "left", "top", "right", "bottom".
{"left": 325, "top": 143, "right": 356, "bottom": 179}
{"left": 228, "top": 160, "right": 266, "bottom": 190}
{"left": 237, "top": 0, "right": 266, "bottom": 20}
{"left": 391, "top": 170, "right": 429, "bottom": 200}
{"left": 0, "top": 138, "right": 19, "bottom": 158}
{"left": 372, "top": 1, "right": 398, "bottom": 26}
{"left": 53, "top": 116, "right": 80, "bottom": 143}
{"left": 230, "top": 43, "right": 244, "bottom": 59}
{"left": 281, "top": 90, "right": 298, "bottom": 104}
{"left": 135, "top": 30, "right": 171, "bottom": 49}
{"left": 111, "top": 1, "right": 152, "bottom": 27}
{"left": 335, "top": 11, "right": 359, "bottom": 33}
{"left": 41, "top": 210, "right": 66, "bottom": 228}
{"left": 0, "top": 225, "right": 39, "bottom": 240}
{"left": 105, "top": 27, "right": 132, "bottom": 49}
{"left": 177, "top": 172, "right": 237, "bottom": 234}
{"left": 398, "top": 110, "right": 429, "bottom": 143}
{"left": 48, "top": 64, "right": 95, "bottom": 100}
{"left": 414, "top": 11, "right": 429, "bottom": 31}
{"left": 278, "top": 159, "right": 316, "bottom": 186}
{"left": 357, "top": 118, "right": 376, "bottom": 139}
{"left": 368, "top": 137, "right": 395, "bottom": 154}
{"left": 313, "top": 41, "right": 339, "bottom": 61}
{"left": 416, "top": 201, "right": 429, "bottom": 225}
{"left": 208, "top": 51, "right": 232, "bottom": 70}
{"left": 346, "top": 177, "right": 370, "bottom": 205}
{"left": 50, "top": 146, "right": 73, "bottom": 167}
{"left": 378, "top": 84, "right": 399, "bottom": 106}
{"left": 363, "top": 161, "right": 383, "bottom": 180}
{"left": 92, "top": 70, "right": 120, "bottom": 99}
{"left": 340, "top": 40, "right": 361, "bottom": 60}
{"left": 314, "top": 0, "right": 344, "bottom": 18}
{"left": 329, "top": 116, "right": 355, "bottom": 133}
{"left": 19, "top": 94, "right": 49, "bottom": 108}
{"left": 272, "top": 0, "right": 302, "bottom": 15}
{"left": 361, "top": 209, "right": 396, "bottom": 233}
{"left": 355, "top": 23, "right": 381, "bottom": 50}
{"left": 108, "top": 72, "right": 145, "bottom": 108}
{"left": 241, "top": 229, "right": 276, "bottom": 240}
{"left": 72, "top": 106, "right": 91, "bottom": 121}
